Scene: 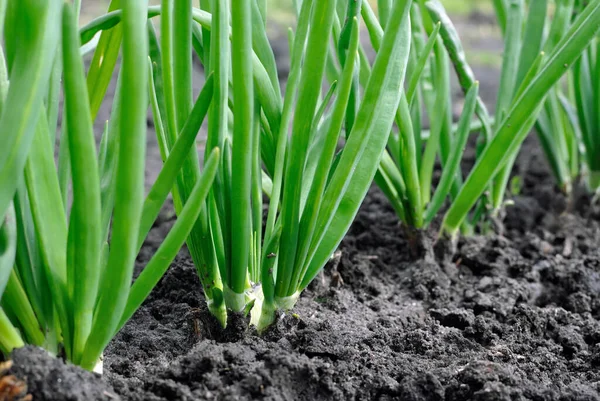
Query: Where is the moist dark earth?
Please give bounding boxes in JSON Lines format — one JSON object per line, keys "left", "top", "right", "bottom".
{"left": 8, "top": 135, "right": 600, "bottom": 401}
{"left": 5, "top": 12, "right": 600, "bottom": 401}
{"left": 108, "top": 138, "right": 600, "bottom": 401}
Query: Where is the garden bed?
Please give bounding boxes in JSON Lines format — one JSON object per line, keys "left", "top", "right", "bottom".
{"left": 5, "top": 135, "right": 600, "bottom": 400}
{"left": 4, "top": 8, "right": 600, "bottom": 400}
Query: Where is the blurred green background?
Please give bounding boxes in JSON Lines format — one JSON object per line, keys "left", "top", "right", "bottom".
{"left": 80, "top": 0, "right": 501, "bottom": 69}
{"left": 264, "top": 0, "right": 493, "bottom": 20}
{"left": 81, "top": 0, "right": 494, "bottom": 23}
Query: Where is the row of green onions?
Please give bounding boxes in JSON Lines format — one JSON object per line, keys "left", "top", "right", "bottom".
{"left": 1, "top": 0, "right": 600, "bottom": 371}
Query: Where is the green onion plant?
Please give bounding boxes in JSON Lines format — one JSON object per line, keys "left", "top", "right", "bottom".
{"left": 569, "top": 32, "right": 600, "bottom": 193}
{"left": 0, "top": 0, "right": 219, "bottom": 371}
{"left": 440, "top": 0, "right": 600, "bottom": 236}
{"left": 81, "top": 0, "right": 413, "bottom": 331}
{"left": 493, "top": 0, "right": 600, "bottom": 195}
{"left": 161, "top": 0, "right": 412, "bottom": 331}
{"left": 364, "top": 0, "right": 600, "bottom": 238}
{"left": 361, "top": 2, "right": 483, "bottom": 234}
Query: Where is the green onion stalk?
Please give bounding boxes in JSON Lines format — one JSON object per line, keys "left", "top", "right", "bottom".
{"left": 540, "top": 0, "right": 600, "bottom": 194}
{"left": 258, "top": 0, "right": 413, "bottom": 330}
{"left": 0, "top": 0, "right": 219, "bottom": 371}
{"left": 370, "top": 0, "right": 600, "bottom": 238}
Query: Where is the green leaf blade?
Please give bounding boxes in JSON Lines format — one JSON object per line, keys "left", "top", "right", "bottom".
{"left": 276, "top": 0, "right": 338, "bottom": 299}
{"left": 82, "top": 0, "right": 149, "bottom": 370}
{"left": 62, "top": 3, "right": 103, "bottom": 363}
{"left": 0, "top": 0, "right": 62, "bottom": 223}
{"left": 228, "top": 0, "right": 255, "bottom": 307}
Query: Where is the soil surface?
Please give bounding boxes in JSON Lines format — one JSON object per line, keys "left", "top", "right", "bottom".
{"left": 103, "top": 136, "right": 600, "bottom": 401}
{"left": 3, "top": 347, "right": 118, "bottom": 401}
{"left": 7, "top": 10, "right": 600, "bottom": 401}
{"left": 9, "top": 136, "right": 600, "bottom": 401}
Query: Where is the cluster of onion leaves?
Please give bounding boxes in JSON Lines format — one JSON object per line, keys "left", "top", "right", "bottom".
{"left": 80, "top": 0, "right": 413, "bottom": 331}
{"left": 438, "top": 0, "right": 600, "bottom": 237}
{"left": 367, "top": 0, "right": 600, "bottom": 238}
{"left": 356, "top": 1, "right": 482, "bottom": 235}
{"left": 494, "top": 0, "right": 600, "bottom": 195}
{"left": 0, "top": 0, "right": 219, "bottom": 371}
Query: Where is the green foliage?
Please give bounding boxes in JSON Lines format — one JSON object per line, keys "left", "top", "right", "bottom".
{"left": 571, "top": 36, "right": 600, "bottom": 192}
{"left": 3, "top": 0, "right": 600, "bottom": 371}
{"left": 442, "top": 0, "right": 600, "bottom": 235}
{"left": 0, "top": 0, "right": 218, "bottom": 370}
{"left": 360, "top": 1, "right": 485, "bottom": 233}
{"left": 372, "top": 0, "right": 600, "bottom": 238}
{"left": 139, "top": 0, "right": 413, "bottom": 331}
{"left": 490, "top": 0, "right": 600, "bottom": 196}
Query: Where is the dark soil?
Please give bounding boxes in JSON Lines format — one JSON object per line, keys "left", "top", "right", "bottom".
{"left": 10, "top": 134, "right": 600, "bottom": 400}
{"left": 3, "top": 347, "right": 118, "bottom": 401}
{"left": 103, "top": 135, "right": 600, "bottom": 401}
